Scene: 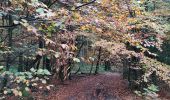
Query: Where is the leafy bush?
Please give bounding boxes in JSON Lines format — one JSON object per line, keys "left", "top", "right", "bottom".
{"left": 0, "top": 68, "right": 52, "bottom": 99}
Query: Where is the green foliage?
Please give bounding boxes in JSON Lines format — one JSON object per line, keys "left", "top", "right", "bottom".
{"left": 30, "top": 68, "right": 51, "bottom": 76}
{"left": 134, "top": 84, "right": 159, "bottom": 98}
{"left": 143, "top": 84, "right": 159, "bottom": 97}
{"left": 0, "top": 66, "right": 4, "bottom": 71}
{"left": 37, "top": 69, "right": 51, "bottom": 75}
{"left": 0, "top": 67, "right": 52, "bottom": 98}
{"left": 141, "top": 63, "right": 148, "bottom": 72}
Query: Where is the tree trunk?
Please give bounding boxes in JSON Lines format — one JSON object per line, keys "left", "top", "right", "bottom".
{"left": 95, "top": 47, "right": 102, "bottom": 74}
{"left": 18, "top": 52, "right": 23, "bottom": 72}
{"left": 6, "top": 14, "right": 13, "bottom": 71}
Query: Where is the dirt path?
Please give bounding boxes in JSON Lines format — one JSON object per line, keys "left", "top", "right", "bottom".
{"left": 35, "top": 72, "right": 141, "bottom": 100}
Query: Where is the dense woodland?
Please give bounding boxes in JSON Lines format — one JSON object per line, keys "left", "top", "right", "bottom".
{"left": 0, "top": 0, "right": 170, "bottom": 100}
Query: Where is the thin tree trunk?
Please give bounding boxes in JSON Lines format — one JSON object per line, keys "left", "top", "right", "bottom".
{"left": 18, "top": 52, "right": 23, "bottom": 72}
{"left": 6, "top": 14, "right": 13, "bottom": 71}
{"left": 95, "top": 47, "right": 102, "bottom": 74}
{"left": 89, "top": 61, "right": 94, "bottom": 75}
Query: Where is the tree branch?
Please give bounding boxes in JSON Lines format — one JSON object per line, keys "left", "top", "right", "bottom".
{"left": 0, "top": 24, "right": 19, "bottom": 28}
{"left": 48, "top": 0, "right": 58, "bottom": 8}
{"left": 75, "top": 0, "right": 96, "bottom": 9}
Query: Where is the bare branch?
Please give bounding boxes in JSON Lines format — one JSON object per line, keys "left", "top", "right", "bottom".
{"left": 75, "top": 0, "right": 96, "bottom": 9}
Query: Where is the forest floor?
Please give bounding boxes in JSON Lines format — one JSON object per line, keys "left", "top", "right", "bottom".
{"left": 33, "top": 72, "right": 142, "bottom": 100}
{"left": 6, "top": 72, "right": 170, "bottom": 100}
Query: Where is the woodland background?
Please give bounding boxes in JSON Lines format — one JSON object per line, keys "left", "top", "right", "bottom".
{"left": 0, "top": 0, "right": 170, "bottom": 100}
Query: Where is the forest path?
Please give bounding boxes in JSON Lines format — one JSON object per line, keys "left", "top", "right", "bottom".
{"left": 36, "top": 72, "right": 141, "bottom": 100}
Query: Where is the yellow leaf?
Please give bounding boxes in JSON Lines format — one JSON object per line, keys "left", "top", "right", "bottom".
{"left": 72, "top": 12, "right": 82, "bottom": 21}
{"left": 83, "top": 0, "right": 90, "bottom": 2}
{"left": 70, "top": 45, "right": 77, "bottom": 51}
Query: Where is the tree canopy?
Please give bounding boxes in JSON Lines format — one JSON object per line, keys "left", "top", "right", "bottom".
{"left": 0, "top": 0, "right": 170, "bottom": 99}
